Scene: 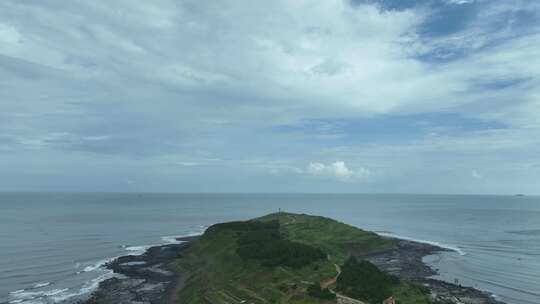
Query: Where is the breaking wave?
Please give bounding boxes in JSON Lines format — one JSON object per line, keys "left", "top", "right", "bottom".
{"left": 378, "top": 232, "right": 466, "bottom": 256}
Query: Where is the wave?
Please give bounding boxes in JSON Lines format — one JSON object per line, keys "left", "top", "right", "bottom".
{"left": 6, "top": 229, "right": 207, "bottom": 304}
{"left": 8, "top": 287, "right": 68, "bottom": 303}
{"left": 81, "top": 257, "right": 116, "bottom": 273}
{"left": 378, "top": 232, "right": 466, "bottom": 256}
{"left": 160, "top": 230, "right": 205, "bottom": 244}
{"left": 124, "top": 228, "right": 206, "bottom": 255}
{"left": 7, "top": 271, "right": 114, "bottom": 304}
{"left": 160, "top": 235, "right": 181, "bottom": 244}
{"left": 124, "top": 245, "right": 154, "bottom": 256}
{"left": 50, "top": 272, "right": 114, "bottom": 303}
{"left": 32, "top": 282, "right": 51, "bottom": 289}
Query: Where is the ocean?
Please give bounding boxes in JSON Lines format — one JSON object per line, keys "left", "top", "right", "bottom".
{"left": 0, "top": 193, "right": 539, "bottom": 304}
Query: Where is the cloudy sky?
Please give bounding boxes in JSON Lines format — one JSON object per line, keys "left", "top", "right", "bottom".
{"left": 1, "top": 0, "right": 539, "bottom": 193}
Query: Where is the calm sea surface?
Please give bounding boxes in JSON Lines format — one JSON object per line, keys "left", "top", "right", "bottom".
{"left": 1, "top": 193, "right": 539, "bottom": 304}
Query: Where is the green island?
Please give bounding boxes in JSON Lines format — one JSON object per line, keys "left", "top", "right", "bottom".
{"left": 174, "top": 212, "right": 431, "bottom": 304}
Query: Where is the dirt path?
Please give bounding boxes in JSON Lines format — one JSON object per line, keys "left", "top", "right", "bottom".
{"left": 320, "top": 263, "right": 341, "bottom": 289}
{"left": 320, "top": 263, "right": 366, "bottom": 304}
{"left": 336, "top": 293, "right": 367, "bottom": 304}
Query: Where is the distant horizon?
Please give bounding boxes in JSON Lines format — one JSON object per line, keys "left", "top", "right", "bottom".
{"left": 1, "top": 191, "right": 536, "bottom": 196}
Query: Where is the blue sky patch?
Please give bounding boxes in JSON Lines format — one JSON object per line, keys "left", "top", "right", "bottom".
{"left": 417, "top": 1, "right": 480, "bottom": 38}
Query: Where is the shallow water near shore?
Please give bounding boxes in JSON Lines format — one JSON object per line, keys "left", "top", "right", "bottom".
{"left": 1, "top": 193, "right": 539, "bottom": 304}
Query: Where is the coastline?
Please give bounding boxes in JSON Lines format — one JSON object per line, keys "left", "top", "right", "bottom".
{"left": 79, "top": 234, "right": 505, "bottom": 304}
{"left": 80, "top": 236, "right": 199, "bottom": 304}
{"left": 361, "top": 237, "right": 505, "bottom": 304}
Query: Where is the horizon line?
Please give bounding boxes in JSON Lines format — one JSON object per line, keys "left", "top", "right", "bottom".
{"left": 0, "top": 191, "right": 535, "bottom": 196}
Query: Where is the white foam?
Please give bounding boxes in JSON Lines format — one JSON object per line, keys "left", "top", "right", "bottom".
{"left": 44, "top": 289, "right": 68, "bottom": 297}
{"left": 32, "top": 282, "right": 51, "bottom": 289}
{"left": 82, "top": 258, "right": 112, "bottom": 272}
{"left": 8, "top": 270, "right": 116, "bottom": 304}
{"left": 124, "top": 245, "right": 154, "bottom": 255}
{"left": 9, "top": 288, "right": 67, "bottom": 302}
{"left": 120, "top": 261, "right": 146, "bottom": 266}
{"left": 9, "top": 300, "right": 42, "bottom": 304}
{"left": 160, "top": 235, "right": 183, "bottom": 244}
{"left": 161, "top": 229, "right": 206, "bottom": 245}
{"left": 379, "top": 232, "right": 466, "bottom": 256}
{"left": 10, "top": 289, "right": 41, "bottom": 299}
{"left": 83, "top": 264, "right": 100, "bottom": 272}
{"left": 50, "top": 271, "right": 113, "bottom": 303}
{"left": 7, "top": 229, "right": 207, "bottom": 304}
{"left": 125, "top": 228, "right": 206, "bottom": 255}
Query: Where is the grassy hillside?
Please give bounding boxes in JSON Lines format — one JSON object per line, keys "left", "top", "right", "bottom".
{"left": 174, "top": 212, "right": 431, "bottom": 304}
{"left": 257, "top": 213, "right": 394, "bottom": 264}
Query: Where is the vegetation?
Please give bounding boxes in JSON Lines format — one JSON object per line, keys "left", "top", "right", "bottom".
{"left": 257, "top": 212, "right": 394, "bottom": 264}
{"left": 225, "top": 220, "right": 326, "bottom": 268}
{"left": 307, "top": 284, "right": 336, "bottom": 300}
{"left": 174, "top": 212, "right": 431, "bottom": 304}
{"left": 336, "top": 257, "right": 400, "bottom": 303}
{"left": 392, "top": 282, "right": 432, "bottom": 304}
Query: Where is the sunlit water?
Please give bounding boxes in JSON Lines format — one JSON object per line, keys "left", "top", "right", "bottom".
{"left": 1, "top": 193, "right": 538, "bottom": 304}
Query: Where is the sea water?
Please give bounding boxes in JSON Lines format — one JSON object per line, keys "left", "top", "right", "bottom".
{"left": 1, "top": 193, "right": 539, "bottom": 304}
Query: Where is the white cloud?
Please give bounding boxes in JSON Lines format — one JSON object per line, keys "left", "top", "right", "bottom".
{"left": 471, "top": 170, "right": 482, "bottom": 179}
{"left": 1, "top": 1, "right": 540, "bottom": 193}
{"left": 1, "top": 0, "right": 538, "bottom": 126}
{"left": 307, "top": 161, "right": 369, "bottom": 181}
{"left": 0, "top": 23, "right": 20, "bottom": 44}
{"left": 447, "top": 0, "right": 475, "bottom": 4}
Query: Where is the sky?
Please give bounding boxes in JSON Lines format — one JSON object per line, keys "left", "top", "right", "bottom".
{"left": 1, "top": 0, "right": 539, "bottom": 194}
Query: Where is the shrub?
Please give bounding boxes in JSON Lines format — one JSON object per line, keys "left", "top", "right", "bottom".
{"left": 307, "top": 284, "right": 336, "bottom": 300}
{"left": 212, "top": 219, "right": 325, "bottom": 268}
{"left": 336, "top": 257, "right": 399, "bottom": 303}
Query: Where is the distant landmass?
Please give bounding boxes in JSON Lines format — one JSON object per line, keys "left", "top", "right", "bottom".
{"left": 84, "top": 213, "right": 504, "bottom": 304}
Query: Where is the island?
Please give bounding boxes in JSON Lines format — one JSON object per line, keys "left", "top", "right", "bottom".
{"left": 84, "top": 213, "right": 504, "bottom": 304}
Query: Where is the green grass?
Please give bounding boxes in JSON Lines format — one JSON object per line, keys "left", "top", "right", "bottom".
{"left": 175, "top": 212, "right": 430, "bottom": 304}
{"left": 258, "top": 213, "right": 394, "bottom": 264}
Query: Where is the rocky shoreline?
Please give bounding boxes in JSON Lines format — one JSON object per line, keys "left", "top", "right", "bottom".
{"left": 80, "top": 236, "right": 505, "bottom": 304}
{"left": 361, "top": 238, "right": 505, "bottom": 304}
{"left": 80, "top": 236, "right": 198, "bottom": 304}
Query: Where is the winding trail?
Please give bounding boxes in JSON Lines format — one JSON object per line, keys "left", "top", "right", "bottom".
{"left": 321, "top": 263, "right": 341, "bottom": 289}
{"left": 320, "top": 262, "right": 366, "bottom": 304}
